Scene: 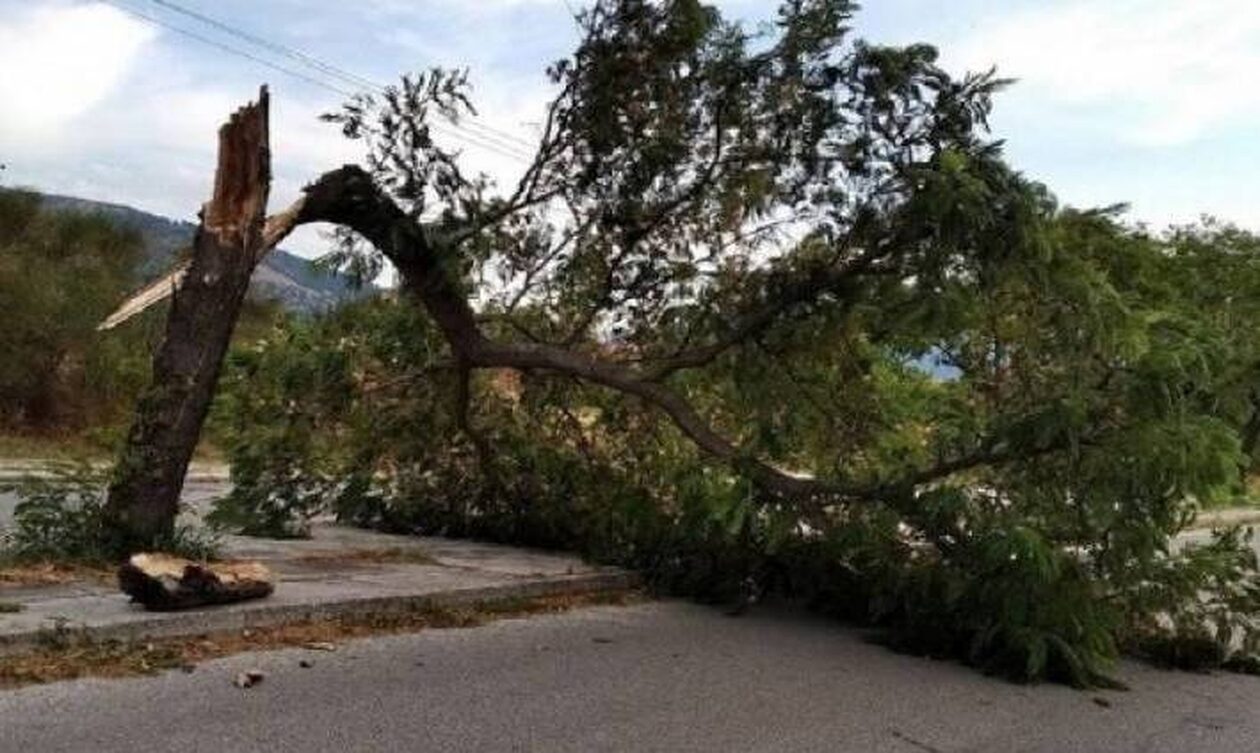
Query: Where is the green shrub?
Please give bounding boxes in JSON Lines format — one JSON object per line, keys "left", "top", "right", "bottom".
{"left": 0, "top": 461, "right": 217, "bottom": 564}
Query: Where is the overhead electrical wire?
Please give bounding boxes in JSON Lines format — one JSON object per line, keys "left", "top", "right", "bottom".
{"left": 101, "top": 0, "right": 535, "bottom": 163}
{"left": 103, "top": 0, "right": 355, "bottom": 98}
{"left": 164, "top": 1, "right": 534, "bottom": 152}
{"left": 145, "top": 0, "right": 537, "bottom": 155}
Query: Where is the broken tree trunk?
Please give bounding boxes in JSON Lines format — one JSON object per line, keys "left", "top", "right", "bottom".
{"left": 118, "top": 553, "right": 274, "bottom": 611}
{"left": 104, "top": 88, "right": 272, "bottom": 551}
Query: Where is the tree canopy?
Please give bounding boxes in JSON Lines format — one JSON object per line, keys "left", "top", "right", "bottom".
{"left": 104, "top": 0, "right": 1260, "bottom": 685}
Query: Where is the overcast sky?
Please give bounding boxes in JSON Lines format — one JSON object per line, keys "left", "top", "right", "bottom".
{"left": 2, "top": 0, "right": 1257, "bottom": 258}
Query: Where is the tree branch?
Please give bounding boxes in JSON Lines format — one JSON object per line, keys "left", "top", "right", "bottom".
{"left": 290, "top": 165, "right": 826, "bottom": 499}
{"left": 644, "top": 250, "right": 889, "bottom": 379}
{"left": 283, "top": 164, "right": 1078, "bottom": 509}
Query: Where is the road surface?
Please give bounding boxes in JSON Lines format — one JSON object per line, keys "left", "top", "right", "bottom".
{"left": 1, "top": 600, "right": 1257, "bottom": 752}
{"left": 0, "top": 479, "right": 228, "bottom": 530}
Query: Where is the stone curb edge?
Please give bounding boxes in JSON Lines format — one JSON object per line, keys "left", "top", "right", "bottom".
{"left": 0, "top": 570, "right": 641, "bottom": 657}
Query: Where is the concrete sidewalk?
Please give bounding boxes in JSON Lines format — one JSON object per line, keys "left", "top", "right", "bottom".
{"left": 0, "top": 525, "right": 636, "bottom": 656}
{"left": 1194, "top": 506, "right": 1260, "bottom": 529}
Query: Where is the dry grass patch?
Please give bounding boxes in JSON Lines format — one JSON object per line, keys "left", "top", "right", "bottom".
{"left": 0, "top": 561, "right": 114, "bottom": 588}
{"left": 295, "top": 546, "right": 437, "bottom": 567}
{"left": 0, "top": 588, "right": 645, "bottom": 690}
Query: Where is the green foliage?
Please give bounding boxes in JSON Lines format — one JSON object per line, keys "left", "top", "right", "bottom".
{"left": 211, "top": 0, "right": 1260, "bottom": 689}
{"left": 208, "top": 298, "right": 445, "bottom": 537}
{"left": 854, "top": 516, "right": 1122, "bottom": 686}
{"left": 0, "top": 188, "right": 286, "bottom": 453}
{"left": 0, "top": 462, "right": 217, "bottom": 564}
{"left": 0, "top": 190, "right": 159, "bottom": 433}
{"left": 213, "top": 287, "right": 1260, "bottom": 687}
{"left": 1123, "top": 527, "right": 1260, "bottom": 669}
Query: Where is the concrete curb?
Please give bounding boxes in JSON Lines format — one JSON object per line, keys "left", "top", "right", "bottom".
{"left": 0, "top": 570, "right": 641, "bottom": 657}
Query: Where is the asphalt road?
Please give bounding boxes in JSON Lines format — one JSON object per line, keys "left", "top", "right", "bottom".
{"left": 2, "top": 600, "right": 1257, "bottom": 753}
{"left": 0, "top": 479, "right": 228, "bottom": 530}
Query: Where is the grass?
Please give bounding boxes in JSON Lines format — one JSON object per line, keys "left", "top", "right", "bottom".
{"left": 1190, "top": 475, "right": 1260, "bottom": 511}
{"left": 0, "top": 432, "right": 224, "bottom": 464}
{"left": 0, "top": 433, "right": 111, "bottom": 462}
{"left": 0, "top": 433, "right": 112, "bottom": 463}
{"left": 0, "top": 589, "right": 644, "bottom": 690}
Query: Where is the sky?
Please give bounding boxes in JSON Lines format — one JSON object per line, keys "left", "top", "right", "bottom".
{"left": 1, "top": 0, "right": 1257, "bottom": 258}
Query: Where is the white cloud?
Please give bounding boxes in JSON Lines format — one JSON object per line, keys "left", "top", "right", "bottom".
{"left": 0, "top": 3, "right": 154, "bottom": 143}
{"left": 946, "top": 0, "right": 1260, "bottom": 145}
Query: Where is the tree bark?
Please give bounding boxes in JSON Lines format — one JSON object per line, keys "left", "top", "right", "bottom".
{"left": 104, "top": 88, "right": 272, "bottom": 552}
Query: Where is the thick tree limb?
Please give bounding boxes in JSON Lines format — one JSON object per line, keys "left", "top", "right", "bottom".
{"left": 277, "top": 166, "right": 837, "bottom": 501}
{"left": 106, "top": 148, "right": 1063, "bottom": 525}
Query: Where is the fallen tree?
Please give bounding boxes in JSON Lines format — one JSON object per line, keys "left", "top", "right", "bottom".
{"left": 107, "top": 1, "right": 1014, "bottom": 536}
{"left": 104, "top": 0, "right": 1260, "bottom": 685}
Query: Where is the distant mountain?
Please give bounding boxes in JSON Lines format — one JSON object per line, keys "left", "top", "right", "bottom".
{"left": 39, "top": 193, "right": 368, "bottom": 314}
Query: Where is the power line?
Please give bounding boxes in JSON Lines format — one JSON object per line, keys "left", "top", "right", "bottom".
{"left": 101, "top": 0, "right": 533, "bottom": 162}
{"left": 103, "top": 0, "right": 355, "bottom": 97}
{"left": 141, "top": 0, "right": 536, "bottom": 158}
{"left": 149, "top": 0, "right": 382, "bottom": 92}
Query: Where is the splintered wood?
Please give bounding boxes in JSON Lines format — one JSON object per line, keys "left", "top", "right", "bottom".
{"left": 118, "top": 553, "right": 274, "bottom": 611}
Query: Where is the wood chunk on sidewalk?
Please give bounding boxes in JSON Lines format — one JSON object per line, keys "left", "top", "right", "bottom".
{"left": 118, "top": 553, "right": 274, "bottom": 611}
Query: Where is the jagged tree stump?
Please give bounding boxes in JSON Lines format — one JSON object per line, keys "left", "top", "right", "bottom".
{"left": 104, "top": 88, "right": 273, "bottom": 551}
{"left": 118, "top": 553, "right": 274, "bottom": 611}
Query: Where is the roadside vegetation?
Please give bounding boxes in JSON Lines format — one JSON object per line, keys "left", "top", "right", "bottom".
{"left": 0, "top": 189, "right": 159, "bottom": 451}
{"left": 0, "top": 187, "right": 283, "bottom": 460}
{"left": 0, "top": 463, "right": 217, "bottom": 578}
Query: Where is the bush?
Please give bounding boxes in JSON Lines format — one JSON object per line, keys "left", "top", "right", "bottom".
{"left": 0, "top": 461, "right": 217, "bottom": 564}
{"left": 0, "top": 190, "right": 157, "bottom": 432}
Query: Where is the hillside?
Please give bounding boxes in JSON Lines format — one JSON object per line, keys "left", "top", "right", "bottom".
{"left": 39, "top": 193, "right": 367, "bottom": 313}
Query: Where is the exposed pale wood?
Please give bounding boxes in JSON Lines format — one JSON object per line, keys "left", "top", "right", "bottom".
{"left": 260, "top": 194, "right": 307, "bottom": 253}
{"left": 97, "top": 195, "right": 307, "bottom": 331}
{"left": 118, "top": 553, "right": 274, "bottom": 611}
{"left": 97, "top": 261, "right": 190, "bottom": 331}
